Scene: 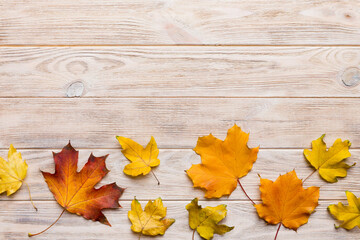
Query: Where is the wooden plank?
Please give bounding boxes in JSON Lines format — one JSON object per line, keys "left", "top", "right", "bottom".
{"left": 0, "top": 149, "right": 357, "bottom": 201}
{"left": 1, "top": 200, "right": 359, "bottom": 240}
{"left": 0, "top": 47, "right": 360, "bottom": 97}
{"left": 0, "top": 98, "right": 359, "bottom": 149}
{"left": 1, "top": 0, "right": 360, "bottom": 45}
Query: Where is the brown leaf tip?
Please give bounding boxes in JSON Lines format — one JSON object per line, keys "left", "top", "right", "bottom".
{"left": 100, "top": 216, "right": 111, "bottom": 227}
{"left": 64, "top": 141, "right": 76, "bottom": 151}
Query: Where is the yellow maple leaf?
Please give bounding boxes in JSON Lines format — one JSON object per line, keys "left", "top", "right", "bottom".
{"left": 328, "top": 191, "right": 360, "bottom": 230}
{"left": 128, "top": 197, "right": 175, "bottom": 237}
{"left": 186, "top": 124, "right": 259, "bottom": 198}
{"left": 304, "top": 134, "right": 353, "bottom": 183}
{"left": 116, "top": 136, "right": 160, "bottom": 184}
{"left": 255, "top": 170, "right": 319, "bottom": 236}
{"left": 0, "top": 145, "right": 36, "bottom": 210}
{"left": 186, "top": 198, "right": 234, "bottom": 240}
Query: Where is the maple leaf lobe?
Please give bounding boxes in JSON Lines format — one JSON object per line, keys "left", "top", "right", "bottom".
{"left": 42, "top": 142, "right": 124, "bottom": 226}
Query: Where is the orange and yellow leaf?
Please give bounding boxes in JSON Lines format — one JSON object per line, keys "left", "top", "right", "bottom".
{"left": 186, "top": 124, "right": 259, "bottom": 198}
{"left": 255, "top": 170, "right": 319, "bottom": 230}
{"left": 42, "top": 142, "right": 125, "bottom": 225}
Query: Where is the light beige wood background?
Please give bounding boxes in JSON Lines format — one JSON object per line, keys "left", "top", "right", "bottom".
{"left": 1, "top": 1, "right": 360, "bottom": 239}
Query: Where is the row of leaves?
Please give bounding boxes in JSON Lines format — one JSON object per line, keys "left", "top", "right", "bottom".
{"left": 0, "top": 124, "right": 357, "bottom": 239}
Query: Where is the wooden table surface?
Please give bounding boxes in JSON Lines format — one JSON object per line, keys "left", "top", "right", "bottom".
{"left": 1, "top": 1, "right": 360, "bottom": 239}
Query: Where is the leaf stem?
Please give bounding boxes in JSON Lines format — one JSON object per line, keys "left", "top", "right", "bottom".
{"left": 28, "top": 209, "right": 66, "bottom": 237}
{"left": 23, "top": 181, "right": 37, "bottom": 211}
{"left": 237, "top": 179, "right": 255, "bottom": 205}
{"left": 192, "top": 229, "right": 196, "bottom": 240}
{"left": 150, "top": 169, "right": 160, "bottom": 185}
{"left": 274, "top": 223, "right": 282, "bottom": 240}
{"left": 303, "top": 169, "right": 317, "bottom": 183}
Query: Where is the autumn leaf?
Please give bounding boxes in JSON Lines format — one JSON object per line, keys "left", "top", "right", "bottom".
{"left": 328, "top": 191, "right": 360, "bottom": 230}
{"left": 128, "top": 197, "right": 174, "bottom": 238}
{"left": 29, "top": 142, "right": 125, "bottom": 237}
{"left": 255, "top": 170, "right": 319, "bottom": 239}
{"left": 186, "top": 124, "right": 259, "bottom": 199}
{"left": 304, "top": 134, "right": 353, "bottom": 183}
{"left": 186, "top": 198, "right": 234, "bottom": 240}
{"left": 116, "top": 136, "right": 160, "bottom": 184}
{"left": 0, "top": 144, "right": 36, "bottom": 210}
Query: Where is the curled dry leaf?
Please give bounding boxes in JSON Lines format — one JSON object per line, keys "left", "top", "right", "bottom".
{"left": 328, "top": 191, "right": 360, "bottom": 230}
{"left": 29, "top": 142, "right": 125, "bottom": 237}
{"left": 116, "top": 136, "right": 160, "bottom": 184}
{"left": 186, "top": 198, "right": 234, "bottom": 240}
{"left": 128, "top": 197, "right": 174, "bottom": 238}
{"left": 304, "top": 134, "right": 353, "bottom": 183}
{"left": 255, "top": 170, "right": 319, "bottom": 239}
{"left": 0, "top": 145, "right": 36, "bottom": 210}
{"left": 186, "top": 124, "right": 259, "bottom": 198}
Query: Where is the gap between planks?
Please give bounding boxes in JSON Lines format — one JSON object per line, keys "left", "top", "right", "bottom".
{"left": 2, "top": 44, "right": 360, "bottom": 47}
{"left": 0, "top": 199, "right": 350, "bottom": 202}
{"left": 1, "top": 96, "right": 360, "bottom": 99}
{"left": 1, "top": 148, "right": 360, "bottom": 150}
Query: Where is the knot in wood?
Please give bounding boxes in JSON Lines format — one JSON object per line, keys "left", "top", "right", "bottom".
{"left": 341, "top": 67, "right": 360, "bottom": 88}
{"left": 66, "top": 81, "right": 85, "bottom": 97}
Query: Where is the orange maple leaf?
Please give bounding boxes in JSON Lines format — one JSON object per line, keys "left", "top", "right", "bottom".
{"left": 186, "top": 124, "right": 259, "bottom": 198}
{"left": 29, "top": 143, "right": 125, "bottom": 237}
{"left": 255, "top": 170, "right": 319, "bottom": 239}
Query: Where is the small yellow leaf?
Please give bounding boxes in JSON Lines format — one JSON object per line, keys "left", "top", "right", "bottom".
{"left": 304, "top": 134, "right": 353, "bottom": 182}
{"left": 116, "top": 136, "right": 160, "bottom": 182}
{"left": 128, "top": 197, "right": 175, "bottom": 237}
{"left": 186, "top": 198, "right": 234, "bottom": 240}
{"left": 328, "top": 191, "right": 360, "bottom": 230}
{"left": 0, "top": 145, "right": 28, "bottom": 196}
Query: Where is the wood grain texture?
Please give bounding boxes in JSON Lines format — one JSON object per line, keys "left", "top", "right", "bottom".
{"left": 1, "top": 0, "right": 360, "bottom": 239}
{"left": 0, "top": 47, "right": 360, "bottom": 97}
{"left": 0, "top": 149, "right": 357, "bottom": 201}
{"left": 1, "top": 200, "right": 359, "bottom": 240}
{"left": 0, "top": 98, "right": 359, "bottom": 149}
{"left": 1, "top": 0, "right": 360, "bottom": 45}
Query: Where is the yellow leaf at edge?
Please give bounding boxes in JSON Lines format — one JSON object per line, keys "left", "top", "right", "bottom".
{"left": 186, "top": 124, "right": 259, "bottom": 198}
{"left": 255, "top": 170, "right": 319, "bottom": 231}
{"left": 128, "top": 197, "right": 175, "bottom": 236}
{"left": 0, "top": 145, "right": 28, "bottom": 196}
{"left": 186, "top": 198, "right": 234, "bottom": 240}
{"left": 304, "top": 134, "right": 353, "bottom": 183}
{"left": 328, "top": 191, "right": 360, "bottom": 230}
{"left": 116, "top": 136, "right": 160, "bottom": 177}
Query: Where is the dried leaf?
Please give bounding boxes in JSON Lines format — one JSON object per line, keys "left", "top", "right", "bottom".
{"left": 186, "top": 198, "right": 233, "bottom": 240}
{"left": 0, "top": 145, "right": 27, "bottom": 196}
{"left": 304, "top": 134, "right": 353, "bottom": 182}
{"left": 255, "top": 170, "right": 319, "bottom": 231}
{"left": 186, "top": 124, "right": 259, "bottom": 198}
{"left": 328, "top": 191, "right": 360, "bottom": 230}
{"left": 30, "top": 142, "right": 124, "bottom": 236}
{"left": 128, "top": 197, "right": 174, "bottom": 237}
{"left": 116, "top": 136, "right": 160, "bottom": 184}
{"left": 0, "top": 145, "right": 36, "bottom": 210}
